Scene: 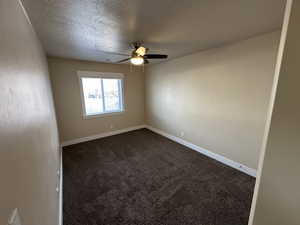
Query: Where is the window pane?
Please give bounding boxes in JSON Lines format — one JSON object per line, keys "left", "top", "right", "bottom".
{"left": 103, "top": 79, "right": 121, "bottom": 112}
{"left": 81, "top": 77, "right": 103, "bottom": 115}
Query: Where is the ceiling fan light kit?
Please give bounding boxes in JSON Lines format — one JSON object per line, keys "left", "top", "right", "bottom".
{"left": 130, "top": 56, "right": 144, "bottom": 65}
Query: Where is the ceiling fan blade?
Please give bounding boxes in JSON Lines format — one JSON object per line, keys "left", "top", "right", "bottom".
{"left": 145, "top": 54, "right": 168, "bottom": 59}
{"left": 116, "top": 58, "right": 130, "bottom": 63}
{"left": 101, "top": 51, "right": 130, "bottom": 57}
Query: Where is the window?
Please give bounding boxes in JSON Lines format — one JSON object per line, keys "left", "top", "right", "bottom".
{"left": 78, "top": 71, "right": 124, "bottom": 118}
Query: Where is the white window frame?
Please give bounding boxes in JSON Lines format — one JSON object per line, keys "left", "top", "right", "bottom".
{"left": 78, "top": 71, "right": 125, "bottom": 119}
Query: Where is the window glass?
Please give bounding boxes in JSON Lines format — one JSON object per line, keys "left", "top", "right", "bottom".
{"left": 103, "top": 79, "right": 121, "bottom": 112}
{"left": 81, "top": 77, "right": 103, "bottom": 115}
{"left": 80, "top": 76, "right": 123, "bottom": 117}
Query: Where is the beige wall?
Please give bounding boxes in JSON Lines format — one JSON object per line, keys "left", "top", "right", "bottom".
{"left": 252, "top": 1, "right": 300, "bottom": 224}
{"left": 48, "top": 57, "right": 145, "bottom": 142}
{"left": 145, "top": 31, "right": 280, "bottom": 170}
{"left": 0, "top": 0, "right": 60, "bottom": 225}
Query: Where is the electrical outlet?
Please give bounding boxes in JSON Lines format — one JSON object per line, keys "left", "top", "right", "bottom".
{"left": 180, "top": 131, "right": 185, "bottom": 137}
{"left": 8, "top": 208, "right": 22, "bottom": 225}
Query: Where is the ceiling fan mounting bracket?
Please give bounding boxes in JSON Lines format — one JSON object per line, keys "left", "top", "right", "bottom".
{"left": 132, "top": 41, "right": 142, "bottom": 49}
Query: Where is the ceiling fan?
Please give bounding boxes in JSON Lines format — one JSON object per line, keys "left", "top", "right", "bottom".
{"left": 117, "top": 42, "right": 168, "bottom": 65}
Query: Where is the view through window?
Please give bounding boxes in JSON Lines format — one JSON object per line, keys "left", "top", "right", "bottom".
{"left": 80, "top": 74, "right": 124, "bottom": 116}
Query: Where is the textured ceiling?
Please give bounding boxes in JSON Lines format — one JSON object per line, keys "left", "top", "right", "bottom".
{"left": 22, "top": 0, "right": 286, "bottom": 64}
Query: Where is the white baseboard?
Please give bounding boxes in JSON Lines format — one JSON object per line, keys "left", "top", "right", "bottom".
{"left": 61, "top": 125, "right": 146, "bottom": 147}
{"left": 145, "top": 125, "right": 257, "bottom": 177}
{"left": 60, "top": 124, "right": 256, "bottom": 177}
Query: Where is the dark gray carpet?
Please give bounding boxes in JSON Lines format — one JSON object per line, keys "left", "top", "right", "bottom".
{"left": 63, "top": 128, "right": 255, "bottom": 225}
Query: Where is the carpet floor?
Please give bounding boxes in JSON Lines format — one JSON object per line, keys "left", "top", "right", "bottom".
{"left": 63, "top": 128, "right": 255, "bottom": 225}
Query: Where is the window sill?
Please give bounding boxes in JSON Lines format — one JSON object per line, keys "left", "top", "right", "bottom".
{"left": 83, "top": 111, "right": 125, "bottom": 120}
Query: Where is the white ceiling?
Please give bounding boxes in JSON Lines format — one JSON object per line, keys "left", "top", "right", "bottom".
{"left": 22, "top": 0, "right": 286, "bottom": 64}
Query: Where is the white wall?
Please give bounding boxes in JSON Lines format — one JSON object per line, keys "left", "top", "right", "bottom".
{"left": 145, "top": 31, "right": 280, "bottom": 170}
{"left": 251, "top": 1, "right": 300, "bottom": 224}
{"left": 0, "top": 1, "right": 60, "bottom": 225}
